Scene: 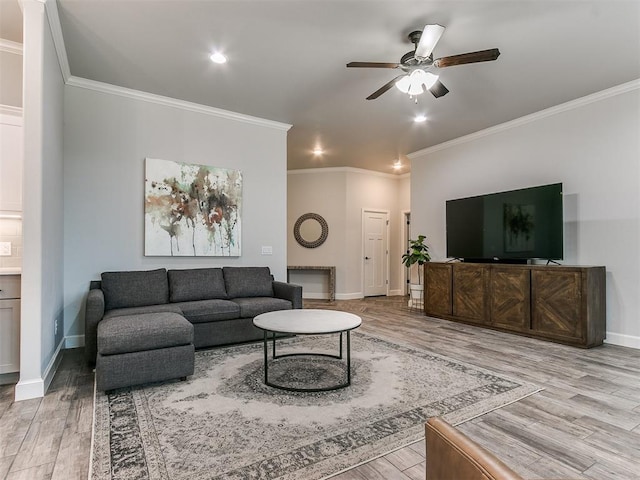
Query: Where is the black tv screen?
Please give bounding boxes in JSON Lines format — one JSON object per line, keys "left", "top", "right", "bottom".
{"left": 446, "top": 183, "right": 563, "bottom": 262}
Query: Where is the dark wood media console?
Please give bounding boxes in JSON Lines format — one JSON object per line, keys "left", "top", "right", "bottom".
{"left": 424, "top": 262, "right": 606, "bottom": 348}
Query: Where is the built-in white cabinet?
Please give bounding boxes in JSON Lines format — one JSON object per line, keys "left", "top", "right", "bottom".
{"left": 0, "top": 274, "right": 20, "bottom": 376}
{"left": 0, "top": 113, "right": 23, "bottom": 212}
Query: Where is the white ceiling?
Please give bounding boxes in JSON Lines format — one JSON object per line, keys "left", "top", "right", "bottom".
{"left": 5, "top": 1, "right": 640, "bottom": 174}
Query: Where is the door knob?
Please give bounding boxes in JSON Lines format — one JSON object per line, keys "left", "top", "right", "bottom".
{"left": 365, "top": 257, "right": 370, "bottom": 260}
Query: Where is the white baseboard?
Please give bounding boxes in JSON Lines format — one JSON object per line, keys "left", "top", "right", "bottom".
{"left": 336, "top": 292, "right": 364, "bottom": 300}
{"left": 302, "top": 293, "right": 331, "bottom": 300}
{"left": 65, "top": 335, "right": 85, "bottom": 348}
{"left": 302, "top": 292, "right": 364, "bottom": 300}
{"left": 604, "top": 332, "right": 640, "bottom": 349}
{"left": 14, "top": 378, "right": 44, "bottom": 401}
{"left": 305, "top": 292, "right": 408, "bottom": 301}
{"left": 14, "top": 337, "right": 65, "bottom": 401}
{"left": 43, "top": 338, "right": 65, "bottom": 393}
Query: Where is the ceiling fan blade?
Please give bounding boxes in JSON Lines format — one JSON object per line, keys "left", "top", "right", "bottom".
{"left": 347, "top": 61, "right": 400, "bottom": 68}
{"left": 433, "top": 48, "right": 500, "bottom": 68}
{"left": 414, "top": 24, "right": 445, "bottom": 59}
{"left": 429, "top": 80, "right": 449, "bottom": 98}
{"left": 366, "top": 75, "right": 406, "bottom": 100}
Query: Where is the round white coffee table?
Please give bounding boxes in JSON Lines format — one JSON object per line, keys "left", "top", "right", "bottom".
{"left": 253, "top": 309, "right": 362, "bottom": 392}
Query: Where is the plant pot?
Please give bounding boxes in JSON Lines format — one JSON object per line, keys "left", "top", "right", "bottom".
{"left": 409, "top": 283, "right": 424, "bottom": 309}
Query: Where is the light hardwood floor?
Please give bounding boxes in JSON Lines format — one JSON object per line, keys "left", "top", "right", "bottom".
{"left": 1, "top": 295, "right": 639, "bottom": 479}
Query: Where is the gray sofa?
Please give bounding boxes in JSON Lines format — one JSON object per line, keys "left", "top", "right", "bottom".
{"left": 85, "top": 266, "right": 302, "bottom": 391}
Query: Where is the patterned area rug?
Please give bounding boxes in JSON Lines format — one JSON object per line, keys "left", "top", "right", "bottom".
{"left": 90, "top": 332, "right": 541, "bottom": 480}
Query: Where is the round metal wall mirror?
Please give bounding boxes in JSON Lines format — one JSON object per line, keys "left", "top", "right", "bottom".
{"left": 294, "top": 213, "right": 328, "bottom": 248}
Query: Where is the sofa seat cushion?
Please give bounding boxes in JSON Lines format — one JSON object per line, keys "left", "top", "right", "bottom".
{"left": 104, "top": 303, "right": 183, "bottom": 320}
{"left": 168, "top": 268, "right": 228, "bottom": 302}
{"left": 175, "top": 299, "right": 241, "bottom": 324}
{"left": 102, "top": 268, "right": 169, "bottom": 310}
{"left": 223, "top": 267, "right": 274, "bottom": 298}
{"left": 231, "top": 297, "right": 292, "bottom": 318}
{"left": 98, "top": 312, "right": 193, "bottom": 356}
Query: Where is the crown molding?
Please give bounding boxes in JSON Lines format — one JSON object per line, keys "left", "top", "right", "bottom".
{"left": 408, "top": 78, "right": 640, "bottom": 159}
{"left": 43, "top": 0, "right": 71, "bottom": 81}
{"left": 0, "top": 39, "right": 23, "bottom": 55}
{"left": 66, "top": 76, "right": 292, "bottom": 131}
{"left": 288, "top": 166, "right": 409, "bottom": 179}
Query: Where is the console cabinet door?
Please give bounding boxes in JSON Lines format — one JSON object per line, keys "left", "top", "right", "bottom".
{"left": 490, "top": 267, "right": 530, "bottom": 331}
{"left": 452, "top": 264, "right": 489, "bottom": 324}
{"left": 531, "top": 269, "right": 583, "bottom": 341}
{"left": 425, "top": 263, "right": 452, "bottom": 316}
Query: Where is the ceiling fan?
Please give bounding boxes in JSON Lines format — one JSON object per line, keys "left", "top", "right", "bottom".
{"left": 347, "top": 24, "right": 500, "bottom": 100}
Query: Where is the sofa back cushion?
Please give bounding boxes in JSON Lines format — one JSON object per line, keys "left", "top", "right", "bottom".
{"left": 223, "top": 267, "right": 273, "bottom": 298}
{"left": 101, "top": 268, "right": 169, "bottom": 311}
{"left": 168, "top": 268, "right": 228, "bottom": 302}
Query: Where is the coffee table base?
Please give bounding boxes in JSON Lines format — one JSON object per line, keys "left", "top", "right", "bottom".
{"left": 262, "top": 331, "right": 352, "bottom": 392}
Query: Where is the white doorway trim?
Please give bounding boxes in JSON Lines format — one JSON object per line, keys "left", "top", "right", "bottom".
{"left": 402, "top": 210, "right": 411, "bottom": 296}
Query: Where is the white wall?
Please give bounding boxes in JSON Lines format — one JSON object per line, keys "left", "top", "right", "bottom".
{"left": 345, "top": 170, "right": 407, "bottom": 296}
{"left": 63, "top": 84, "right": 290, "bottom": 341}
{"left": 287, "top": 168, "right": 409, "bottom": 299}
{"left": 409, "top": 82, "right": 640, "bottom": 348}
{"left": 17, "top": 0, "right": 65, "bottom": 401}
{"left": 0, "top": 46, "right": 23, "bottom": 107}
{"left": 287, "top": 170, "right": 346, "bottom": 298}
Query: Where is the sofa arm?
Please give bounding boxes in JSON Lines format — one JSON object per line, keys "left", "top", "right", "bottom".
{"left": 425, "top": 417, "right": 523, "bottom": 480}
{"left": 273, "top": 281, "right": 303, "bottom": 309}
{"left": 85, "top": 288, "right": 105, "bottom": 365}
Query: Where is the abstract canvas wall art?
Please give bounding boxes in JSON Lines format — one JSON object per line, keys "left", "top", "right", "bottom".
{"left": 145, "top": 158, "right": 242, "bottom": 256}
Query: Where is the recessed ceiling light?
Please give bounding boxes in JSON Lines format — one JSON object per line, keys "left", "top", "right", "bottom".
{"left": 313, "top": 147, "right": 324, "bottom": 156}
{"left": 210, "top": 51, "right": 227, "bottom": 64}
{"left": 393, "top": 160, "right": 403, "bottom": 170}
{"left": 414, "top": 114, "right": 427, "bottom": 123}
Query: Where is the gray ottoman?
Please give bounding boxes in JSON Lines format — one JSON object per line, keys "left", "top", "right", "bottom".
{"left": 96, "top": 312, "right": 195, "bottom": 392}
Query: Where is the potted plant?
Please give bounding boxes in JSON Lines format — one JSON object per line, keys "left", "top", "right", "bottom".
{"left": 401, "top": 235, "right": 431, "bottom": 307}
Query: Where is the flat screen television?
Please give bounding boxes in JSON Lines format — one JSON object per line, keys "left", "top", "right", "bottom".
{"left": 446, "top": 183, "right": 563, "bottom": 262}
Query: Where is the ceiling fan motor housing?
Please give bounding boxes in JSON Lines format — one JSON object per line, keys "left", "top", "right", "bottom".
{"left": 408, "top": 30, "right": 423, "bottom": 45}
{"left": 401, "top": 50, "right": 417, "bottom": 65}
{"left": 403, "top": 30, "right": 434, "bottom": 65}
{"left": 401, "top": 50, "right": 433, "bottom": 66}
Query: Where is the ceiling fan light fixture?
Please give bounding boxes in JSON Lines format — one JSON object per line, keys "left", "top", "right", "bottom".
{"left": 422, "top": 71, "right": 439, "bottom": 89}
{"left": 395, "top": 75, "right": 412, "bottom": 94}
{"left": 407, "top": 81, "right": 424, "bottom": 96}
{"left": 395, "top": 69, "right": 439, "bottom": 96}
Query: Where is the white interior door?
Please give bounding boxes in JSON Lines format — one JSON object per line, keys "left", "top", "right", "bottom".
{"left": 363, "top": 210, "right": 388, "bottom": 297}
